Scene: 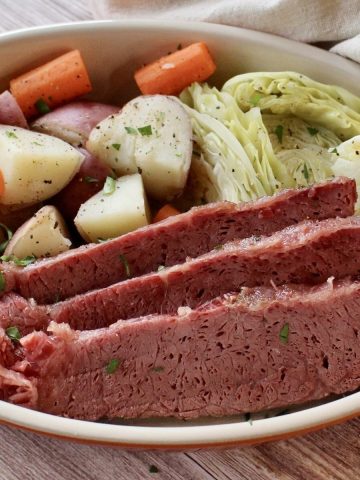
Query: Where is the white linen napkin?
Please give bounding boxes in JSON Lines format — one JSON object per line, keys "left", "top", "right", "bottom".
{"left": 90, "top": 0, "right": 360, "bottom": 63}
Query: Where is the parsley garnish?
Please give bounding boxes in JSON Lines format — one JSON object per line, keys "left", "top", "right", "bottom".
{"left": 275, "top": 125, "right": 284, "bottom": 144}
{"left": 125, "top": 126, "right": 138, "bottom": 135}
{"left": 330, "top": 148, "right": 339, "bottom": 155}
{"left": 307, "top": 127, "right": 319, "bottom": 136}
{"left": 149, "top": 465, "right": 159, "bottom": 474}
{"left": 157, "top": 265, "right": 165, "bottom": 272}
{"left": 302, "top": 163, "right": 310, "bottom": 181}
{"left": 0, "top": 271, "right": 6, "bottom": 292}
{"left": 5, "top": 326, "right": 21, "bottom": 342}
{"left": 84, "top": 176, "right": 99, "bottom": 184}
{"left": 35, "top": 98, "right": 51, "bottom": 114}
{"left": 5, "top": 131, "right": 17, "bottom": 139}
{"left": 97, "top": 237, "right": 108, "bottom": 243}
{"left": 249, "top": 93, "right": 262, "bottom": 106}
{"left": 214, "top": 244, "right": 223, "bottom": 250}
{"left": 138, "top": 125, "right": 152, "bottom": 136}
{"left": 12, "top": 255, "right": 37, "bottom": 267}
{"left": 152, "top": 366, "right": 164, "bottom": 372}
{"left": 105, "top": 359, "right": 120, "bottom": 374}
{"left": 119, "top": 254, "right": 130, "bottom": 277}
{"left": 0, "top": 223, "right": 13, "bottom": 254}
{"left": 112, "top": 143, "right": 121, "bottom": 151}
{"left": 279, "top": 323, "right": 289, "bottom": 344}
{"left": 103, "top": 176, "right": 116, "bottom": 195}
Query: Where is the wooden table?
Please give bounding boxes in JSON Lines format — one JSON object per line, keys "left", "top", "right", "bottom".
{"left": 0, "top": 1, "right": 360, "bottom": 478}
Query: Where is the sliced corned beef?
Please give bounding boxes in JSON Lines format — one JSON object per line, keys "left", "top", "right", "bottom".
{"left": 3, "top": 216, "right": 360, "bottom": 334}
{"left": 2, "top": 177, "right": 356, "bottom": 304}
{"left": 2, "top": 277, "right": 360, "bottom": 420}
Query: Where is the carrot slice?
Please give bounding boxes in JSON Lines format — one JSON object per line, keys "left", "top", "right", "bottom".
{"left": 0, "top": 170, "right": 5, "bottom": 197}
{"left": 134, "top": 42, "right": 216, "bottom": 96}
{"left": 153, "top": 204, "right": 181, "bottom": 223}
{"left": 10, "top": 50, "right": 92, "bottom": 118}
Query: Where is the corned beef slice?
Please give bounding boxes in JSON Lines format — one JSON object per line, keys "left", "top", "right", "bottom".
{"left": 5, "top": 177, "right": 356, "bottom": 304}
{"left": 2, "top": 278, "right": 360, "bottom": 420}
{"left": 3, "top": 216, "right": 360, "bottom": 334}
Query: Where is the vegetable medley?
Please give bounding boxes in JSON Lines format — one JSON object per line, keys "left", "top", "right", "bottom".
{"left": 0, "top": 42, "right": 360, "bottom": 263}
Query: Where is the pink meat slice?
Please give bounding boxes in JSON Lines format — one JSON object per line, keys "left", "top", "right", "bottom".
{"left": 2, "top": 215, "right": 360, "bottom": 334}
{"left": 2, "top": 278, "right": 360, "bottom": 420}
{"left": 2, "top": 177, "right": 356, "bottom": 305}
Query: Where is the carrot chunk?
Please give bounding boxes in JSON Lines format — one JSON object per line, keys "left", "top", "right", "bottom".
{"left": 10, "top": 50, "right": 92, "bottom": 118}
{"left": 134, "top": 42, "right": 216, "bottom": 95}
{"left": 153, "top": 204, "right": 181, "bottom": 223}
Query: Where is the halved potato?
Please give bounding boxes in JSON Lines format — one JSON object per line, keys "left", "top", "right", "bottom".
{"left": 0, "top": 126, "right": 83, "bottom": 206}
{"left": 74, "top": 173, "right": 150, "bottom": 243}
{"left": 5, "top": 205, "right": 71, "bottom": 258}
{"left": 87, "top": 95, "right": 192, "bottom": 201}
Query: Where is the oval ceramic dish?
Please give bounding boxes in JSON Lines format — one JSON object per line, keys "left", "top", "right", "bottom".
{"left": 1, "top": 20, "right": 360, "bottom": 449}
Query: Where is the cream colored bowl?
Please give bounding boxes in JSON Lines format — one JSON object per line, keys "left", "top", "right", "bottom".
{"left": 1, "top": 20, "right": 360, "bottom": 449}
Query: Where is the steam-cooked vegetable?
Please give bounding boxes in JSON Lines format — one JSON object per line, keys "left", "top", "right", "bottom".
{"left": 87, "top": 95, "right": 192, "bottom": 201}
{"left": 53, "top": 148, "right": 112, "bottom": 221}
{"left": 10, "top": 50, "right": 92, "bottom": 118}
{"left": 134, "top": 42, "right": 216, "bottom": 96}
{"left": 32, "top": 101, "right": 119, "bottom": 146}
{"left": 222, "top": 72, "right": 360, "bottom": 140}
{"left": 0, "top": 126, "right": 83, "bottom": 206}
{"left": 74, "top": 173, "right": 150, "bottom": 243}
{"left": 4, "top": 205, "right": 71, "bottom": 258}
{"left": 153, "top": 204, "right": 180, "bottom": 223}
{"left": 0, "top": 90, "right": 28, "bottom": 128}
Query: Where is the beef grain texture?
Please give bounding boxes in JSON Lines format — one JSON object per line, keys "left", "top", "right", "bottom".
{"left": 2, "top": 215, "right": 360, "bottom": 334}
{"left": 2, "top": 177, "right": 356, "bottom": 304}
{"left": 2, "top": 278, "right": 360, "bottom": 420}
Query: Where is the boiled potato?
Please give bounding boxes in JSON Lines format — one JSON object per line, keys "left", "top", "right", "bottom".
{"left": 53, "top": 148, "right": 112, "bottom": 221}
{"left": 0, "top": 126, "right": 83, "bottom": 206}
{"left": 5, "top": 205, "right": 71, "bottom": 258}
{"left": 75, "top": 173, "right": 150, "bottom": 242}
{"left": 87, "top": 95, "right": 192, "bottom": 201}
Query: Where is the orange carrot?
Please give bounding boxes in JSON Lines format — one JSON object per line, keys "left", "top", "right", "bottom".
{"left": 10, "top": 50, "right": 92, "bottom": 118}
{"left": 153, "top": 204, "right": 181, "bottom": 223}
{"left": 0, "top": 171, "right": 4, "bottom": 197}
{"left": 134, "top": 42, "right": 216, "bottom": 96}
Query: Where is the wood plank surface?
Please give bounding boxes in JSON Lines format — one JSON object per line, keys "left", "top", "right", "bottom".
{"left": 0, "top": 1, "right": 359, "bottom": 479}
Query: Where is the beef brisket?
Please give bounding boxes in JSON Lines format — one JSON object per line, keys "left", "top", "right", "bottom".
{"left": 2, "top": 277, "right": 360, "bottom": 420}
{"left": 3, "top": 216, "right": 360, "bottom": 334}
{"left": 2, "top": 177, "right": 356, "bottom": 304}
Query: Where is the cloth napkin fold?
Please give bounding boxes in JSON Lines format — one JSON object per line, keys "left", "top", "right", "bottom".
{"left": 91, "top": 0, "right": 360, "bottom": 63}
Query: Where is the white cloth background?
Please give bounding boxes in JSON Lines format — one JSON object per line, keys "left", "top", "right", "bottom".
{"left": 91, "top": 0, "right": 360, "bottom": 63}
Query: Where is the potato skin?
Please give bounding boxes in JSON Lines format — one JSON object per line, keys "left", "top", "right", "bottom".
{"left": 52, "top": 148, "right": 112, "bottom": 221}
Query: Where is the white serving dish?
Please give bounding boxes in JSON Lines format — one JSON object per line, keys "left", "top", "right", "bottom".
{"left": 1, "top": 20, "right": 360, "bottom": 449}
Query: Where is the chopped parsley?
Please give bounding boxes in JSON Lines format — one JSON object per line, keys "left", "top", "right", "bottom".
{"left": 152, "top": 366, "right": 164, "bottom": 372}
{"left": 149, "top": 465, "right": 159, "bottom": 474}
{"left": 35, "top": 98, "right": 51, "bottom": 114}
{"left": 214, "top": 244, "right": 223, "bottom": 250}
{"left": 157, "top": 265, "right": 165, "bottom": 272}
{"left": 5, "top": 326, "right": 21, "bottom": 342}
{"left": 330, "top": 147, "right": 339, "bottom": 155}
{"left": 249, "top": 93, "right": 262, "bottom": 106}
{"left": 279, "top": 323, "right": 289, "bottom": 345}
{"left": 5, "top": 130, "right": 17, "bottom": 139}
{"left": 0, "top": 223, "right": 13, "bottom": 254}
{"left": 97, "top": 237, "right": 108, "bottom": 243}
{"left": 103, "top": 176, "right": 116, "bottom": 195}
{"left": 302, "top": 163, "right": 310, "bottom": 181}
{"left": 125, "top": 126, "right": 138, "bottom": 135}
{"left": 307, "top": 127, "right": 319, "bottom": 136}
{"left": 0, "top": 271, "right": 6, "bottom": 292}
{"left": 119, "top": 254, "right": 130, "bottom": 277}
{"left": 138, "top": 125, "right": 152, "bottom": 136}
{"left": 275, "top": 125, "right": 284, "bottom": 144}
{"left": 105, "top": 359, "right": 120, "bottom": 374}
{"left": 112, "top": 143, "right": 121, "bottom": 151}
{"left": 8, "top": 255, "right": 37, "bottom": 267}
{"left": 84, "top": 176, "right": 99, "bottom": 184}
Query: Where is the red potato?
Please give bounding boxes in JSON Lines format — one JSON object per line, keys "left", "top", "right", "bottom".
{"left": 0, "top": 90, "right": 28, "bottom": 128}
{"left": 32, "top": 101, "right": 120, "bottom": 147}
{"left": 52, "top": 148, "right": 112, "bottom": 221}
